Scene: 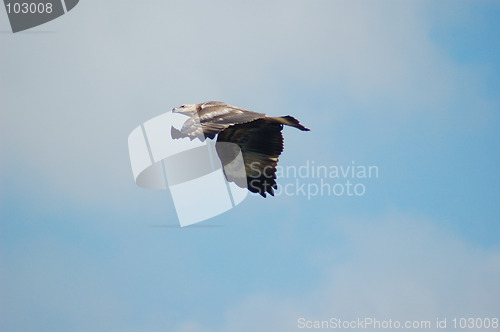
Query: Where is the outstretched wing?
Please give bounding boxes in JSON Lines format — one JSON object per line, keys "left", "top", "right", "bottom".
{"left": 216, "top": 119, "right": 284, "bottom": 197}
{"left": 197, "top": 102, "right": 267, "bottom": 139}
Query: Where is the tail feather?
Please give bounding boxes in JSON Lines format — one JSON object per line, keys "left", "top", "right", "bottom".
{"left": 271, "top": 116, "right": 310, "bottom": 131}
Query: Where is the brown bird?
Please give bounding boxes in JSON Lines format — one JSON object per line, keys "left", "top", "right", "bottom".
{"left": 171, "top": 101, "right": 310, "bottom": 197}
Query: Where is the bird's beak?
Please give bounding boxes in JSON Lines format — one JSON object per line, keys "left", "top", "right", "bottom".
{"left": 173, "top": 104, "right": 196, "bottom": 115}
{"left": 173, "top": 106, "right": 192, "bottom": 115}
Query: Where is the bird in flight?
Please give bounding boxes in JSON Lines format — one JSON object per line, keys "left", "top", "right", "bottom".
{"left": 171, "top": 101, "right": 310, "bottom": 197}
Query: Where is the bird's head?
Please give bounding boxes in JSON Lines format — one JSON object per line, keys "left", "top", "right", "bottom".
{"left": 172, "top": 104, "right": 198, "bottom": 116}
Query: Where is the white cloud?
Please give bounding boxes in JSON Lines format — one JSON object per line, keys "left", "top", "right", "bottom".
{"left": 173, "top": 213, "right": 500, "bottom": 332}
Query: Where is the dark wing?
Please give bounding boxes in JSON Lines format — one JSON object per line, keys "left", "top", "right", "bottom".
{"left": 197, "top": 102, "right": 267, "bottom": 139}
{"left": 216, "top": 119, "right": 284, "bottom": 197}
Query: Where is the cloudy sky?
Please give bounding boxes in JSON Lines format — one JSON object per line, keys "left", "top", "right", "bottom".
{"left": 1, "top": 1, "right": 499, "bottom": 331}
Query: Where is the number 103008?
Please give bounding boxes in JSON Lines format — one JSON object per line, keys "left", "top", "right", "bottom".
{"left": 6, "top": 2, "right": 53, "bottom": 14}
{"left": 451, "top": 317, "right": 498, "bottom": 329}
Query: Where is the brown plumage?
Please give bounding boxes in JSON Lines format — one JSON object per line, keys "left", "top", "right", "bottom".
{"left": 171, "top": 101, "right": 310, "bottom": 197}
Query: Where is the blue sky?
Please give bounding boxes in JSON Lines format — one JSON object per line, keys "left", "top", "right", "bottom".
{"left": 1, "top": 1, "right": 499, "bottom": 331}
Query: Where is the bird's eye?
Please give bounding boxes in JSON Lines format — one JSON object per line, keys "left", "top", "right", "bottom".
{"left": 180, "top": 105, "right": 185, "bottom": 108}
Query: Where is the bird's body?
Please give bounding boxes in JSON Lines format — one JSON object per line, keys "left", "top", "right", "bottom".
{"left": 171, "top": 101, "right": 309, "bottom": 197}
